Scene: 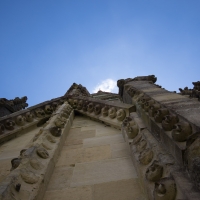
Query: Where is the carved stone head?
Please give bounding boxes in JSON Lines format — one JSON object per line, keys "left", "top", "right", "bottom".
{"left": 144, "top": 99, "right": 155, "bottom": 112}
{"left": 153, "top": 178, "right": 176, "bottom": 200}
{"left": 108, "top": 107, "right": 117, "bottom": 119}
{"left": 127, "top": 87, "right": 136, "bottom": 97}
{"left": 25, "top": 112, "right": 34, "bottom": 122}
{"left": 11, "top": 158, "right": 21, "bottom": 171}
{"left": 171, "top": 121, "right": 192, "bottom": 142}
{"left": 87, "top": 102, "right": 94, "bottom": 113}
{"left": 102, "top": 106, "right": 109, "bottom": 117}
{"left": 44, "top": 105, "right": 53, "bottom": 114}
{"left": 122, "top": 116, "right": 132, "bottom": 127}
{"left": 116, "top": 109, "right": 126, "bottom": 121}
{"left": 136, "top": 139, "right": 147, "bottom": 153}
{"left": 77, "top": 100, "right": 83, "bottom": 110}
{"left": 146, "top": 160, "right": 163, "bottom": 182}
{"left": 37, "top": 147, "right": 49, "bottom": 159}
{"left": 49, "top": 126, "right": 61, "bottom": 137}
{"left": 15, "top": 115, "right": 25, "bottom": 126}
{"left": 5, "top": 119, "right": 15, "bottom": 130}
{"left": 54, "top": 118, "right": 65, "bottom": 128}
{"left": 154, "top": 108, "right": 169, "bottom": 123}
{"left": 139, "top": 148, "right": 153, "bottom": 165}
{"left": 51, "top": 102, "right": 59, "bottom": 111}
{"left": 82, "top": 101, "right": 88, "bottom": 112}
{"left": 162, "top": 114, "right": 179, "bottom": 131}
{"left": 73, "top": 99, "right": 78, "bottom": 109}
{"left": 126, "top": 124, "right": 139, "bottom": 139}
{"left": 94, "top": 104, "right": 101, "bottom": 115}
{"left": 149, "top": 103, "right": 161, "bottom": 117}
{"left": 139, "top": 96, "right": 151, "bottom": 108}
{"left": 35, "top": 108, "right": 45, "bottom": 118}
{"left": 185, "top": 133, "right": 200, "bottom": 172}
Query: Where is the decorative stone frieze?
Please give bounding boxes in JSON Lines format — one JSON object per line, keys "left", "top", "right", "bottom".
{"left": 0, "top": 97, "right": 65, "bottom": 144}
{"left": 68, "top": 96, "right": 135, "bottom": 129}
{"left": 0, "top": 102, "right": 73, "bottom": 200}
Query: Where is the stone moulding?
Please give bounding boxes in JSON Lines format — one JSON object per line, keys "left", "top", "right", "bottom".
{"left": 122, "top": 113, "right": 200, "bottom": 200}
{"left": 122, "top": 79, "right": 200, "bottom": 199}
{"left": 0, "top": 96, "right": 65, "bottom": 144}
{"left": 0, "top": 102, "right": 73, "bottom": 200}
{"left": 67, "top": 96, "right": 135, "bottom": 129}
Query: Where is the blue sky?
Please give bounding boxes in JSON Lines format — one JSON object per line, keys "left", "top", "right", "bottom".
{"left": 1, "top": 1, "right": 200, "bottom": 106}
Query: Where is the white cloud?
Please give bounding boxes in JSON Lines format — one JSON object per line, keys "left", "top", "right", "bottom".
{"left": 92, "top": 79, "right": 118, "bottom": 93}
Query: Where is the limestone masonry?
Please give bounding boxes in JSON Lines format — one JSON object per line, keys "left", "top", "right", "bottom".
{"left": 0, "top": 75, "right": 200, "bottom": 200}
